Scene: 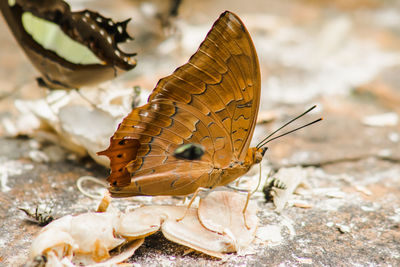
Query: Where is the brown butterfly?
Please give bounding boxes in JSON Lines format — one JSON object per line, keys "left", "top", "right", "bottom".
{"left": 98, "top": 11, "right": 319, "bottom": 199}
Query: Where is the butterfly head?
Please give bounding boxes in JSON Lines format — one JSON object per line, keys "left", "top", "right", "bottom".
{"left": 248, "top": 147, "right": 268, "bottom": 164}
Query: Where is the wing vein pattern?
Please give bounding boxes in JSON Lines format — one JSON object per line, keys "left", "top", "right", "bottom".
{"left": 99, "top": 11, "right": 260, "bottom": 196}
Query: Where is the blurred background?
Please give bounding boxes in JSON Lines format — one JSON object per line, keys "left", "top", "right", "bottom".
{"left": 1, "top": 0, "right": 399, "bottom": 265}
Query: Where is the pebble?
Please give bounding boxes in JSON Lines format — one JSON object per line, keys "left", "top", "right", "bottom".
{"left": 336, "top": 224, "right": 351, "bottom": 233}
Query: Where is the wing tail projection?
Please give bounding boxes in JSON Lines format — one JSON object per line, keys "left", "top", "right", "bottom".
{"left": 98, "top": 138, "right": 140, "bottom": 186}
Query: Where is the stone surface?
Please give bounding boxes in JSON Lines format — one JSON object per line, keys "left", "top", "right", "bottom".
{"left": 0, "top": 0, "right": 400, "bottom": 266}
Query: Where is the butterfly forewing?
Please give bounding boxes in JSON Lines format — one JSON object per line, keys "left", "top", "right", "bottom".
{"left": 149, "top": 12, "right": 260, "bottom": 161}
{"left": 99, "top": 11, "right": 261, "bottom": 196}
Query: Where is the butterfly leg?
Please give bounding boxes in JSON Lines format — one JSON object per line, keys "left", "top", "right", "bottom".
{"left": 176, "top": 187, "right": 209, "bottom": 222}
{"left": 242, "top": 191, "right": 252, "bottom": 229}
{"left": 242, "top": 163, "right": 263, "bottom": 229}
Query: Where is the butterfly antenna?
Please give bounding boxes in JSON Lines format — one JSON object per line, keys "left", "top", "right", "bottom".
{"left": 258, "top": 117, "right": 322, "bottom": 148}
{"left": 256, "top": 105, "right": 321, "bottom": 148}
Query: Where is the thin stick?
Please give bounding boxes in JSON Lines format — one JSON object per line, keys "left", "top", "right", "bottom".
{"left": 76, "top": 176, "right": 108, "bottom": 199}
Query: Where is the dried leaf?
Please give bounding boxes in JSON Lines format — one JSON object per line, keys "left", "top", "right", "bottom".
{"left": 198, "top": 191, "right": 258, "bottom": 249}
{"left": 161, "top": 207, "right": 235, "bottom": 258}
{"left": 272, "top": 167, "right": 307, "bottom": 212}
{"left": 69, "top": 212, "right": 124, "bottom": 255}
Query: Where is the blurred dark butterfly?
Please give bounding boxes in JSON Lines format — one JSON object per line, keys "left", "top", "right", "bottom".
{"left": 0, "top": 0, "right": 137, "bottom": 89}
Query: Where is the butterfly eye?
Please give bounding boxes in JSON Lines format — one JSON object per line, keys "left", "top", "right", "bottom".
{"left": 173, "top": 143, "right": 205, "bottom": 161}
{"left": 261, "top": 147, "right": 268, "bottom": 156}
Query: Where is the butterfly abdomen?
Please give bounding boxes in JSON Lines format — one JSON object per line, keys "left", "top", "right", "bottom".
{"left": 110, "top": 161, "right": 214, "bottom": 197}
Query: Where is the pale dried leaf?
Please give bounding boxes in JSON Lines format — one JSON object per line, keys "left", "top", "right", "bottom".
{"left": 72, "top": 239, "right": 145, "bottom": 267}
{"left": 117, "top": 208, "right": 163, "bottom": 239}
{"left": 197, "top": 191, "right": 258, "bottom": 249}
{"left": 256, "top": 225, "right": 283, "bottom": 245}
{"left": 69, "top": 212, "right": 124, "bottom": 254}
{"left": 29, "top": 227, "right": 75, "bottom": 260}
{"left": 116, "top": 205, "right": 189, "bottom": 239}
{"left": 161, "top": 207, "right": 235, "bottom": 258}
{"left": 272, "top": 167, "right": 307, "bottom": 212}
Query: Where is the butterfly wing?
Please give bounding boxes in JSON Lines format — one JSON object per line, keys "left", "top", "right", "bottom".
{"left": 99, "top": 11, "right": 260, "bottom": 196}
{"left": 0, "top": 0, "right": 136, "bottom": 89}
